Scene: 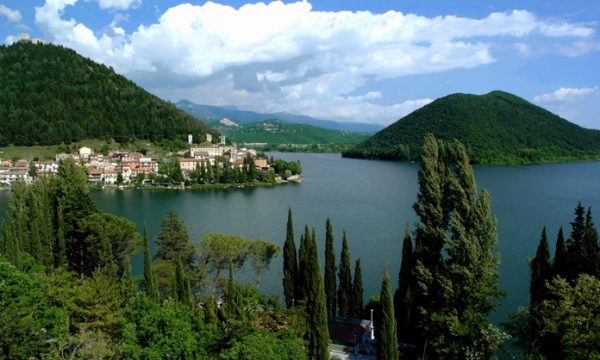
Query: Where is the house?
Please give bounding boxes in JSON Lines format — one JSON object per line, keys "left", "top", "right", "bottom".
{"left": 79, "top": 147, "right": 93, "bottom": 160}
{"left": 33, "top": 160, "right": 59, "bottom": 174}
{"left": 254, "top": 158, "right": 269, "bottom": 170}
{"left": 179, "top": 158, "right": 203, "bottom": 173}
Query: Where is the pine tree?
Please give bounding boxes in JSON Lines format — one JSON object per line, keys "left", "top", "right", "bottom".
{"left": 394, "top": 228, "right": 414, "bottom": 341}
{"left": 351, "top": 259, "right": 363, "bottom": 318}
{"left": 337, "top": 231, "right": 352, "bottom": 317}
{"left": 530, "top": 227, "right": 552, "bottom": 306}
{"left": 305, "top": 222, "right": 329, "bottom": 360}
{"left": 142, "top": 224, "right": 159, "bottom": 300}
{"left": 155, "top": 210, "right": 194, "bottom": 267}
{"left": 379, "top": 268, "right": 399, "bottom": 360}
{"left": 567, "top": 202, "right": 586, "bottom": 279}
{"left": 582, "top": 207, "right": 600, "bottom": 277}
{"left": 553, "top": 227, "right": 568, "bottom": 279}
{"left": 324, "top": 217, "right": 336, "bottom": 316}
{"left": 282, "top": 208, "right": 298, "bottom": 308}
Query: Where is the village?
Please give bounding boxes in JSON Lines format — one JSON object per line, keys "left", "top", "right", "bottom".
{"left": 0, "top": 134, "right": 300, "bottom": 188}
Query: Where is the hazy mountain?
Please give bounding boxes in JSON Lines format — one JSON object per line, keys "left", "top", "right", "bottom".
{"left": 176, "top": 100, "right": 384, "bottom": 133}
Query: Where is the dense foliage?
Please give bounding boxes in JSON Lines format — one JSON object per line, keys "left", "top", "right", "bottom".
{"left": 343, "top": 91, "right": 600, "bottom": 164}
{"left": 0, "top": 42, "right": 216, "bottom": 146}
{"left": 0, "top": 163, "right": 305, "bottom": 359}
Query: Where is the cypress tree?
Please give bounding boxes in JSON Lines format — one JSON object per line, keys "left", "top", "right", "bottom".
{"left": 350, "top": 258, "right": 363, "bottom": 318}
{"left": 583, "top": 207, "right": 600, "bottom": 277}
{"left": 174, "top": 258, "right": 190, "bottom": 305}
{"left": 379, "top": 268, "right": 399, "bottom": 360}
{"left": 54, "top": 201, "right": 66, "bottom": 268}
{"left": 305, "top": 222, "right": 329, "bottom": 360}
{"left": 282, "top": 208, "right": 298, "bottom": 308}
{"left": 394, "top": 228, "right": 414, "bottom": 341}
{"left": 337, "top": 231, "right": 352, "bottom": 317}
{"left": 567, "top": 202, "right": 586, "bottom": 279}
{"left": 530, "top": 227, "right": 552, "bottom": 306}
{"left": 553, "top": 227, "right": 568, "bottom": 279}
{"left": 297, "top": 225, "right": 311, "bottom": 302}
{"left": 324, "top": 217, "right": 337, "bottom": 316}
{"left": 142, "top": 224, "right": 159, "bottom": 300}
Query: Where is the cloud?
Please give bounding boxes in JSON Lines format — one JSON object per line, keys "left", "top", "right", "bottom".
{"left": 534, "top": 87, "right": 598, "bottom": 103}
{"left": 98, "top": 0, "right": 141, "bottom": 10}
{"left": 0, "top": 3, "right": 22, "bottom": 23}
{"left": 33, "top": 0, "right": 598, "bottom": 123}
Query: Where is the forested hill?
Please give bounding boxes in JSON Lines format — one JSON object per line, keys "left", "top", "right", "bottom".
{"left": 0, "top": 42, "right": 216, "bottom": 146}
{"left": 342, "top": 91, "right": 600, "bottom": 164}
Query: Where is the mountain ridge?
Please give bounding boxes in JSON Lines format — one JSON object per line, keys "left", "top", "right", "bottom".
{"left": 342, "top": 90, "right": 600, "bottom": 164}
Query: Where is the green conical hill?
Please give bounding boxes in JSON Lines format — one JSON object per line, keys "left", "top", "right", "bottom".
{"left": 343, "top": 91, "right": 600, "bottom": 164}
{"left": 0, "top": 42, "right": 216, "bottom": 146}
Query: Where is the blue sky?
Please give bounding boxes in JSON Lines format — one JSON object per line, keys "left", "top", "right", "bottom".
{"left": 1, "top": 0, "right": 600, "bottom": 128}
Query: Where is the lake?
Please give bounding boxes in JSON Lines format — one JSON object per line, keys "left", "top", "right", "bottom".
{"left": 1, "top": 152, "right": 600, "bottom": 327}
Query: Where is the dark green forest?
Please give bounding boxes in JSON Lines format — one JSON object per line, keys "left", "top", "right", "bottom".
{"left": 0, "top": 42, "right": 216, "bottom": 146}
{"left": 343, "top": 91, "right": 600, "bottom": 164}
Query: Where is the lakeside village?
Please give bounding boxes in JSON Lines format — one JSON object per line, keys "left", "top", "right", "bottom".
{"left": 0, "top": 134, "right": 303, "bottom": 189}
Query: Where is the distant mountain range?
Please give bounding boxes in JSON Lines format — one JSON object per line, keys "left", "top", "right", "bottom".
{"left": 176, "top": 100, "right": 384, "bottom": 133}
{"left": 0, "top": 42, "right": 214, "bottom": 146}
{"left": 211, "top": 119, "right": 368, "bottom": 150}
{"left": 343, "top": 90, "right": 600, "bottom": 164}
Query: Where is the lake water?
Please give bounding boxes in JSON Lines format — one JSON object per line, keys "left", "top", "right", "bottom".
{"left": 1, "top": 153, "right": 600, "bottom": 328}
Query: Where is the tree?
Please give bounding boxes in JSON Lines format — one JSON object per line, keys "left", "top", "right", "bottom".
{"left": 394, "top": 228, "right": 414, "bottom": 342}
{"left": 538, "top": 275, "right": 600, "bottom": 359}
{"left": 567, "top": 202, "right": 586, "bottom": 279}
{"left": 324, "top": 217, "right": 336, "bottom": 316}
{"left": 530, "top": 226, "right": 552, "bottom": 306}
{"left": 337, "top": 231, "right": 352, "bottom": 317}
{"left": 351, "top": 258, "right": 363, "bottom": 318}
{"left": 283, "top": 208, "right": 298, "bottom": 308}
{"left": 297, "top": 226, "right": 310, "bottom": 302}
{"left": 155, "top": 210, "right": 194, "bottom": 267}
{"left": 379, "top": 268, "right": 399, "bottom": 360}
{"left": 174, "top": 259, "right": 191, "bottom": 306}
{"left": 553, "top": 227, "right": 568, "bottom": 279}
{"left": 412, "top": 136, "right": 504, "bottom": 358}
{"left": 248, "top": 240, "right": 281, "bottom": 288}
{"left": 304, "top": 222, "right": 329, "bottom": 360}
{"left": 582, "top": 207, "right": 600, "bottom": 277}
{"left": 142, "top": 224, "right": 159, "bottom": 300}
{"left": 198, "top": 233, "right": 250, "bottom": 289}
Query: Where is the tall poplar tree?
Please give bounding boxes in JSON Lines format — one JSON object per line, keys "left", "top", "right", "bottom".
{"left": 553, "top": 227, "right": 568, "bottom": 279}
{"left": 350, "top": 258, "right": 363, "bottom": 318}
{"left": 282, "top": 208, "right": 298, "bottom": 308}
{"left": 337, "top": 231, "right": 352, "bottom": 317}
{"left": 305, "top": 222, "right": 329, "bottom": 360}
{"left": 324, "top": 218, "right": 336, "bottom": 316}
{"left": 530, "top": 227, "right": 552, "bottom": 306}
{"left": 412, "top": 136, "right": 503, "bottom": 357}
{"left": 394, "top": 228, "right": 414, "bottom": 341}
{"left": 379, "top": 268, "right": 399, "bottom": 360}
{"left": 142, "top": 224, "right": 159, "bottom": 300}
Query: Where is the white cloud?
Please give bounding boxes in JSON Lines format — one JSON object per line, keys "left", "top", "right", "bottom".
{"left": 534, "top": 87, "right": 598, "bottom": 103}
{"left": 98, "top": 0, "right": 141, "bottom": 10}
{"left": 33, "top": 0, "right": 598, "bottom": 122}
{"left": 0, "top": 3, "right": 22, "bottom": 23}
